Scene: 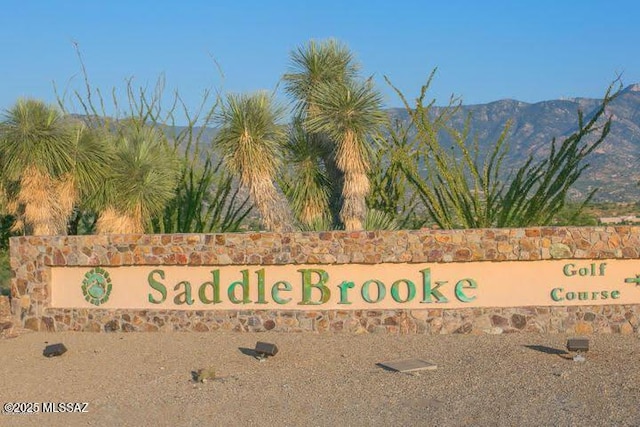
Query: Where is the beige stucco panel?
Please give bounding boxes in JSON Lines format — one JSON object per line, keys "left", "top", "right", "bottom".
{"left": 50, "top": 259, "right": 640, "bottom": 310}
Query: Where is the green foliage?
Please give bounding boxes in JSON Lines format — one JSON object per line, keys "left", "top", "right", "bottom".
{"left": 108, "top": 124, "right": 180, "bottom": 223}
{"left": 304, "top": 78, "right": 387, "bottom": 154}
{"left": 0, "top": 99, "right": 112, "bottom": 235}
{"left": 364, "top": 209, "right": 399, "bottom": 231}
{"left": 150, "top": 92, "right": 253, "bottom": 234}
{"left": 283, "top": 38, "right": 360, "bottom": 117}
{"left": 0, "top": 40, "right": 619, "bottom": 238}
{"left": 0, "top": 99, "right": 76, "bottom": 180}
{"left": 67, "top": 210, "right": 98, "bottom": 235}
{"left": 282, "top": 39, "right": 356, "bottom": 228}
{"left": 68, "top": 125, "right": 116, "bottom": 203}
{"left": 0, "top": 215, "right": 15, "bottom": 250}
{"left": 57, "top": 47, "right": 253, "bottom": 234}
{"left": 0, "top": 249, "right": 10, "bottom": 296}
{"left": 214, "top": 92, "right": 295, "bottom": 232}
{"left": 283, "top": 39, "right": 388, "bottom": 230}
{"left": 388, "top": 72, "right": 621, "bottom": 229}
{"left": 279, "top": 121, "right": 331, "bottom": 229}
{"left": 303, "top": 77, "right": 387, "bottom": 231}
{"left": 367, "top": 119, "right": 427, "bottom": 230}
{"left": 551, "top": 203, "right": 598, "bottom": 226}
{"left": 152, "top": 157, "right": 252, "bottom": 233}
{"left": 214, "top": 92, "right": 287, "bottom": 185}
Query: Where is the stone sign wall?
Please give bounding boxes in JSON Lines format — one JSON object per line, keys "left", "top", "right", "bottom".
{"left": 8, "top": 227, "right": 640, "bottom": 334}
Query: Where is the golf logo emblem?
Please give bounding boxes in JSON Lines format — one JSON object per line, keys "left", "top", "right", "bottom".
{"left": 81, "top": 267, "right": 112, "bottom": 306}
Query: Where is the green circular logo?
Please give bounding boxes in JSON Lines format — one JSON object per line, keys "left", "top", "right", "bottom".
{"left": 82, "top": 267, "right": 113, "bottom": 306}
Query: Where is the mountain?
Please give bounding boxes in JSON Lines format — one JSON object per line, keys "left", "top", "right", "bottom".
{"left": 78, "top": 84, "right": 640, "bottom": 203}
{"left": 387, "top": 83, "right": 640, "bottom": 202}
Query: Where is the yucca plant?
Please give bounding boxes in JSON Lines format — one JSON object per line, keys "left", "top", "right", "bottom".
{"left": 364, "top": 209, "right": 400, "bottom": 231}
{"left": 283, "top": 39, "right": 360, "bottom": 227}
{"left": 283, "top": 39, "right": 359, "bottom": 117}
{"left": 57, "top": 48, "right": 254, "bottom": 235}
{"left": 280, "top": 121, "right": 331, "bottom": 229}
{"left": 0, "top": 99, "right": 110, "bottom": 235}
{"left": 96, "top": 123, "right": 180, "bottom": 234}
{"left": 152, "top": 95, "right": 254, "bottom": 234}
{"left": 214, "top": 92, "right": 295, "bottom": 232}
{"left": 305, "top": 79, "right": 387, "bottom": 230}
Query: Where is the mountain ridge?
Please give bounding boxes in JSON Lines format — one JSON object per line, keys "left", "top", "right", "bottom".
{"left": 387, "top": 83, "right": 640, "bottom": 202}
{"left": 70, "top": 83, "right": 640, "bottom": 203}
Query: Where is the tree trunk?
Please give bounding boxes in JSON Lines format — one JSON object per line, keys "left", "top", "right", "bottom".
{"left": 336, "top": 130, "right": 369, "bottom": 231}
{"left": 250, "top": 178, "right": 296, "bottom": 232}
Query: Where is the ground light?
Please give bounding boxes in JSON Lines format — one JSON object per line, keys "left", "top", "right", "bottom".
{"left": 567, "top": 337, "right": 589, "bottom": 362}
{"left": 254, "top": 342, "right": 279, "bottom": 359}
{"left": 43, "top": 343, "right": 67, "bottom": 357}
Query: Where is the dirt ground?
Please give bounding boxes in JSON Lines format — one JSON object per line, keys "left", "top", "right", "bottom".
{"left": 1, "top": 331, "right": 640, "bottom": 426}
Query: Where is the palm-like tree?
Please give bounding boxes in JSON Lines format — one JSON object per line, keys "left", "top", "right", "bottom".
{"left": 96, "top": 123, "right": 179, "bottom": 234}
{"left": 282, "top": 121, "right": 331, "bottom": 229}
{"left": 283, "top": 39, "right": 360, "bottom": 227}
{"left": 283, "top": 39, "right": 359, "bottom": 116}
{"left": 305, "top": 79, "right": 386, "bottom": 230}
{"left": 283, "top": 39, "right": 387, "bottom": 230}
{"left": 0, "top": 99, "right": 109, "bottom": 235}
{"left": 61, "top": 122, "right": 115, "bottom": 233}
{"left": 214, "top": 92, "right": 295, "bottom": 232}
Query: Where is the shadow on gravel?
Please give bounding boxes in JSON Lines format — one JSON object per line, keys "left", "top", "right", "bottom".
{"left": 524, "top": 345, "right": 570, "bottom": 357}
{"left": 238, "top": 347, "right": 259, "bottom": 358}
{"left": 376, "top": 363, "right": 396, "bottom": 372}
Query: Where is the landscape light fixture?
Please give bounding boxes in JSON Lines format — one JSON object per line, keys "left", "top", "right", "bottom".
{"left": 566, "top": 337, "right": 589, "bottom": 362}
{"left": 254, "top": 341, "right": 279, "bottom": 360}
{"left": 43, "top": 343, "right": 67, "bottom": 358}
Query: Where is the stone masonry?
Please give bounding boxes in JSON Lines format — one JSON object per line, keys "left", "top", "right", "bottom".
{"left": 8, "top": 227, "right": 640, "bottom": 334}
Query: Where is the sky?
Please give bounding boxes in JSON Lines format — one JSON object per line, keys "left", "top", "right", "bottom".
{"left": 1, "top": 0, "right": 638, "bottom": 124}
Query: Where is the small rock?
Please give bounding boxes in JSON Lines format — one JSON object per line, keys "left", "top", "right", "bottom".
{"left": 511, "top": 314, "right": 527, "bottom": 329}
{"left": 195, "top": 367, "right": 216, "bottom": 383}
{"left": 0, "top": 321, "right": 13, "bottom": 330}
{"left": 573, "top": 354, "right": 586, "bottom": 363}
{"left": 549, "top": 243, "right": 572, "bottom": 258}
{"left": 552, "top": 370, "right": 570, "bottom": 379}
{"left": 575, "top": 322, "right": 594, "bottom": 335}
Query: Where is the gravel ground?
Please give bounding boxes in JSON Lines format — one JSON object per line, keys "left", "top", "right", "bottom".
{"left": 1, "top": 331, "right": 640, "bottom": 427}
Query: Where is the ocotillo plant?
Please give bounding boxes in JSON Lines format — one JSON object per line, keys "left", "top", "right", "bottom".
{"left": 387, "top": 71, "right": 621, "bottom": 229}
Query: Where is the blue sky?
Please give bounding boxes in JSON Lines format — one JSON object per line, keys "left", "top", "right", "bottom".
{"left": 1, "top": 1, "right": 638, "bottom": 124}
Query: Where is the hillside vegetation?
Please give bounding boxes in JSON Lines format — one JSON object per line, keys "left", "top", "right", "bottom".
{"left": 0, "top": 39, "right": 634, "bottom": 294}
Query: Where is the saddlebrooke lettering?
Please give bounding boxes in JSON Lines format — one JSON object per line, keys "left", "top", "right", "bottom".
{"left": 145, "top": 267, "right": 477, "bottom": 307}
